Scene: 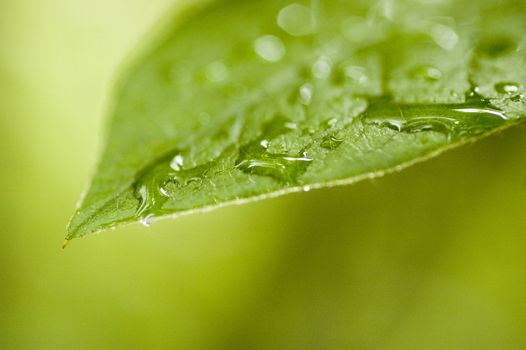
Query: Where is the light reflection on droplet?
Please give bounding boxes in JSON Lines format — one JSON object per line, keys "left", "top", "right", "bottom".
{"left": 254, "top": 35, "right": 286, "bottom": 62}
{"left": 284, "top": 122, "right": 298, "bottom": 130}
{"left": 299, "top": 84, "right": 313, "bottom": 105}
{"left": 170, "top": 154, "right": 184, "bottom": 171}
{"left": 410, "top": 65, "right": 443, "bottom": 81}
{"left": 430, "top": 24, "right": 459, "bottom": 51}
{"left": 344, "top": 65, "right": 369, "bottom": 84}
{"left": 277, "top": 3, "right": 315, "bottom": 37}
{"left": 312, "top": 56, "right": 332, "bottom": 79}
{"left": 140, "top": 214, "right": 153, "bottom": 227}
{"left": 495, "top": 82, "right": 520, "bottom": 95}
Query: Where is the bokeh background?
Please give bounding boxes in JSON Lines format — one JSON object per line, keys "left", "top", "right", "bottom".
{"left": 1, "top": 0, "right": 526, "bottom": 349}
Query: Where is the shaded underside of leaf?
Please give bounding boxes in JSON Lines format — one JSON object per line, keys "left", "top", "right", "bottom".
{"left": 68, "top": 0, "right": 526, "bottom": 240}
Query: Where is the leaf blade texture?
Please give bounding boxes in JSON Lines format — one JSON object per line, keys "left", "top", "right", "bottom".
{"left": 68, "top": 0, "right": 526, "bottom": 239}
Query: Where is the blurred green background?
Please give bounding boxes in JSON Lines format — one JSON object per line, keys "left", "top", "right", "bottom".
{"left": 1, "top": 0, "right": 526, "bottom": 349}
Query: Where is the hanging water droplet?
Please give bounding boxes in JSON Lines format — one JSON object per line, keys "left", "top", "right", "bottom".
{"left": 410, "top": 65, "right": 443, "bottom": 81}
{"left": 430, "top": 24, "right": 459, "bottom": 51}
{"left": 494, "top": 82, "right": 521, "bottom": 95}
{"left": 170, "top": 154, "right": 184, "bottom": 171}
{"left": 140, "top": 214, "right": 154, "bottom": 227}
{"left": 254, "top": 35, "right": 286, "bottom": 62}
{"left": 205, "top": 61, "right": 229, "bottom": 82}
{"left": 284, "top": 122, "right": 298, "bottom": 130}
{"left": 277, "top": 3, "right": 315, "bottom": 37}
{"left": 299, "top": 84, "right": 314, "bottom": 105}
{"left": 312, "top": 56, "right": 333, "bottom": 80}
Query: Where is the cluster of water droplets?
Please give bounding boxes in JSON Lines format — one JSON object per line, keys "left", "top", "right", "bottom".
{"left": 133, "top": 150, "right": 212, "bottom": 225}
{"left": 363, "top": 88, "right": 509, "bottom": 139}
{"left": 254, "top": 2, "right": 318, "bottom": 63}
{"left": 235, "top": 117, "right": 313, "bottom": 184}
{"left": 495, "top": 82, "right": 524, "bottom": 102}
{"left": 135, "top": 1, "right": 524, "bottom": 226}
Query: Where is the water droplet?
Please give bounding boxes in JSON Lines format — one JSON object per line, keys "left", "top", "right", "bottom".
{"left": 410, "top": 65, "right": 443, "bottom": 81}
{"left": 254, "top": 35, "right": 286, "bottom": 62}
{"left": 133, "top": 150, "right": 212, "bottom": 219}
{"left": 205, "top": 61, "right": 229, "bottom": 82}
{"left": 140, "top": 214, "right": 154, "bottom": 227}
{"left": 235, "top": 117, "right": 313, "bottom": 184}
{"left": 159, "top": 178, "right": 180, "bottom": 198}
{"left": 430, "top": 24, "right": 459, "bottom": 51}
{"left": 320, "top": 135, "right": 344, "bottom": 150}
{"left": 364, "top": 90, "right": 509, "bottom": 139}
{"left": 312, "top": 56, "right": 333, "bottom": 80}
{"left": 494, "top": 82, "right": 521, "bottom": 95}
{"left": 344, "top": 65, "right": 369, "bottom": 84}
{"left": 322, "top": 118, "right": 338, "bottom": 129}
{"left": 277, "top": 3, "right": 315, "bottom": 37}
{"left": 170, "top": 154, "right": 184, "bottom": 171}
{"left": 303, "top": 185, "right": 312, "bottom": 192}
{"left": 299, "top": 84, "right": 314, "bottom": 105}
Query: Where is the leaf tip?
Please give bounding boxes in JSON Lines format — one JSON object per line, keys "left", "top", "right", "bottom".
{"left": 62, "top": 239, "right": 70, "bottom": 250}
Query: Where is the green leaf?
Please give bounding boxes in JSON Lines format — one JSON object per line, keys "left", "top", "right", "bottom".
{"left": 67, "top": 0, "right": 526, "bottom": 240}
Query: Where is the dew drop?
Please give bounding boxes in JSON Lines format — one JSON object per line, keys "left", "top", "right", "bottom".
{"left": 277, "top": 3, "right": 315, "bottom": 37}
{"left": 322, "top": 118, "right": 338, "bottom": 129}
{"left": 205, "top": 61, "right": 229, "bottom": 82}
{"left": 133, "top": 150, "right": 213, "bottom": 220}
{"left": 364, "top": 90, "right": 509, "bottom": 139}
{"left": 312, "top": 56, "right": 333, "bottom": 80}
{"left": 410, "top": 65, "right": 443, "bottom": 81}
{"left": 170, "top": 154, "right": 184, "bottom": 171}
{"left": 494, "top": 82, "right": 521, "bottom": 95}
{"left": 299, "top": 83, "right": 314, "bottom": 105}
{"left": 140, "top": 214, "right": 154, "bottom": 227}
{"left": 430, "top": 24, "right": 459, "bottom": 51}
{"left": 344, "top": 65, "right": 369, "bottom": 84}
{"left": 284, "top": 122, "right": 298, "bottom": 130}
{"left": 235, "top": 117, "right": 313, "bottom": 184}
{"left": 254, "top": 35, "right": 286, "bottom": 62}
{"left": 320, "top": 135, "right": 344, "bottom": 150}
{"left": 159, "top": 179, "right": 180, "bottom": 198}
